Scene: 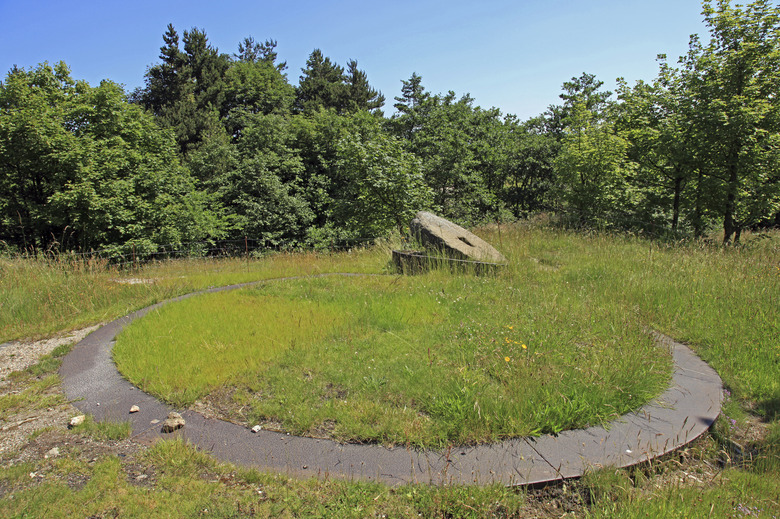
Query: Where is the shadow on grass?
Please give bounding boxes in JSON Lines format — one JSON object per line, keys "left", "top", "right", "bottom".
{"left": 758, "top": 397, "right": 780, "bottom": 422}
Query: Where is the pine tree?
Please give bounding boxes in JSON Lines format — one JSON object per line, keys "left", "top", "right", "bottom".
{"left": 295, "top": 49, "right": 345, "bottom": 114}
{"left": 344, "top": 59, "right": 385, "bottom": 114}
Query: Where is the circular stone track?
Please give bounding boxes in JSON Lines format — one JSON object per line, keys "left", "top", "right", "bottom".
{"left": 60, "top": 274, "right": 723, "bottom": 486}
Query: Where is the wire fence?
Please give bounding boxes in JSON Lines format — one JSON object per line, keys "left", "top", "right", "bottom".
{"left": 2, "top": 205, "right": 770, "bottom": 269}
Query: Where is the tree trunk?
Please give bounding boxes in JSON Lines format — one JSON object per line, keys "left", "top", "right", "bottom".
{"left": 672, "top": 174, "right": 683, "bottom": 232}
{"left": 722, "top": 148, "right": 740, "bottom": 245}
{"left": 723, "top": 208, "right": 735, "bottom": 244}
{"left": 693, "top": 169, "right": 704, "bottom": 237}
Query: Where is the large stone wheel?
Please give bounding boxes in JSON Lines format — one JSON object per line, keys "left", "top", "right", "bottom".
{"left": 410, "top": 211, "right": 507, "bottom": 264}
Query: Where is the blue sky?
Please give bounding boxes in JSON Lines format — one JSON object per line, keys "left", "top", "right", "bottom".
{"left": 1, "top": 0, "right": 707, "bottom": 119}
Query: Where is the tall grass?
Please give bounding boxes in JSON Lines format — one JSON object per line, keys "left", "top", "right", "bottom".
{"left": 115, "top": 246, "right": 671, "bottom": 446}
{"left": 0, "top": 437, "right": 526, "bottom": 518}
{"left": 478, "top": 224, "right": 780, "bottom": 417}
{"left": 0, "top": 247, "right": 387, "bottom": 342}
{"left": 2, "top": 223, "right": 779, "bottom": 516}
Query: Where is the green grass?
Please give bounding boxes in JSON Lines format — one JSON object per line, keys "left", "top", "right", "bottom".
{"left": 584, "top": 470, "right": 780, "bottom": 518}
{"left": 0, "top": 438, "right": 527, "bottom": 519}
{"left": 69, "top": 414, "right": 133, "bottom": 441}
{"left": 115, "top": 285, "right": 349, "bottom": 407}
{"left": 0, "top": 247, "right": 387, "bottom": 342}
{"left": 476, "top": 224, "right": 779, "bottom": 417}
{"left": 115, "top": 258, "right": 670, "bottom": 447}
{"left": 1, "top": 223, "right": 778, "bottom": 517}
{"left": 581, "top": 430, "right": 780, "bottom": 518}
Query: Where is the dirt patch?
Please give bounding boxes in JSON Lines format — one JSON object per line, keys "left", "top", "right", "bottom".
{"left": 0, "top": 326, "right": 100, "bottom": 384}
{"left": 1, "top": 326, "right": 103, "bottom": 456}
{"left": 111, "top": 277, "right": 158, "bottom": 285}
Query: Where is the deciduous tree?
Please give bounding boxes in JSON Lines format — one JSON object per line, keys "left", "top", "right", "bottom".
{"left": 681, "top": 0, "right": 780, "bottom": 243}
{"left": 0, "top": 62, "right": 226, "bottom": 254}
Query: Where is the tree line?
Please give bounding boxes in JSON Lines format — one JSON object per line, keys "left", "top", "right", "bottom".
{"left": 1, "top": 0, "right": 778, "bottom": 256}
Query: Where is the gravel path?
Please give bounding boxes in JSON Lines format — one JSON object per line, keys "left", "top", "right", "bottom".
{"left": 0, "top": 326, "right": 100, "bottom": 456}
{"left": 0, "top": 326, "right": 99, "bottom": 387}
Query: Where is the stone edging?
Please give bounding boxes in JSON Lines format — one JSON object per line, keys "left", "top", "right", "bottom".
{"left": 60, "top": 274, "right": 723, "bottom": 486}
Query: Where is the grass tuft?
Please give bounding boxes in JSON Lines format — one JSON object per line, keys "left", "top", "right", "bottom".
{"left": 69, "top": 415, "right": 132, "bottom": 441}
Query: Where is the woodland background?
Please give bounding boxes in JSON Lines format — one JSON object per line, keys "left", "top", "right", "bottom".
{"left": 1, "top": 0, "right": 778, "bottom": 257}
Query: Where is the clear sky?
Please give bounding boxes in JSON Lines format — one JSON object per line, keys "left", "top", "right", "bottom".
{"left": 1, "top": 0, "right": 707, "bottom": 120}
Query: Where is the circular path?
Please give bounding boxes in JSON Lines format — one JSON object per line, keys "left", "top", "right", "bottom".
{"left": 60, "top": 274, "right": 723, "bottom": 486}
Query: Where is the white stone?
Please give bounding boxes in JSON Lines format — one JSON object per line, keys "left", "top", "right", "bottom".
{"left": 69, "top": 415, "right": 85, "bottom": 427}
{"left": 161, "top": 412, "right": 185, "bottom": 433}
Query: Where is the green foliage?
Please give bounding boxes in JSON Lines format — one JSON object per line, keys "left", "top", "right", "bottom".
{"left": 333, "top": 111, "right": 432, "bottom": 235}
{"left": 234, "top": 36, "right": 286, "bottom": 70}
{"left": 683, "top": 0, "right": 780, "bottom": 243}
{"left": 563, "top": 1, "right": 780, "bottom": 239}
{"left": 502, "top": 115, "right": 559, "bottom": 215}
{"left": 6, "top": 4, "right": 779, "bottom": 254}
{"left": 343, "top": 59, "right": 386, "bottom": 114}
{"left": 295, "top": 50, "right": 385, "bottom": 115}
{"left": 295, "top": 49, "right": 346, "bottom": 114}
{"left": 135, "top": 24, "right": 231, "bottom": 154}
{"left": 222, "top": 58, "right": 295, "bottom": 136}
{"left": 615, "top": 74, "right": 700, "bottom": 234}
{"left": 0, "top": 62, "right": 81, "bottom": 250}
{"left": 555, "top": 100, "right": 638, "bottom": 227}
{"left": 0, "top": 62, "right": 226, "bottom": 254}
{"left": 224, "top": 113, "right": 314, "bottom": 246}
{"left": 389, "top": 77, "right": 517, "bottom": 224}
{"left": 291, "top": 109, "right": 416, "bottom": 244}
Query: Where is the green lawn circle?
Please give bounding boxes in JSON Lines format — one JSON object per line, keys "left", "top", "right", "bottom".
{"left": 114, "top": 273, "right": 671, "bottom": 447}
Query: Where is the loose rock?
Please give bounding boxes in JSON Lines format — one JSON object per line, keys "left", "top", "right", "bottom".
{"left": 161, "top": 412, "right": 185, "bottom": 433}
{"left": 45, "top": 447, "right": 60, "bottom": 458}
{"left": 129, "top": 405, "right": 140, "bottom": 414}
{"left": 69, "top": 415, "right": 85, "bottom": 428}
{"left": 251, "top": 425, "right": 262, "bottom": 433}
